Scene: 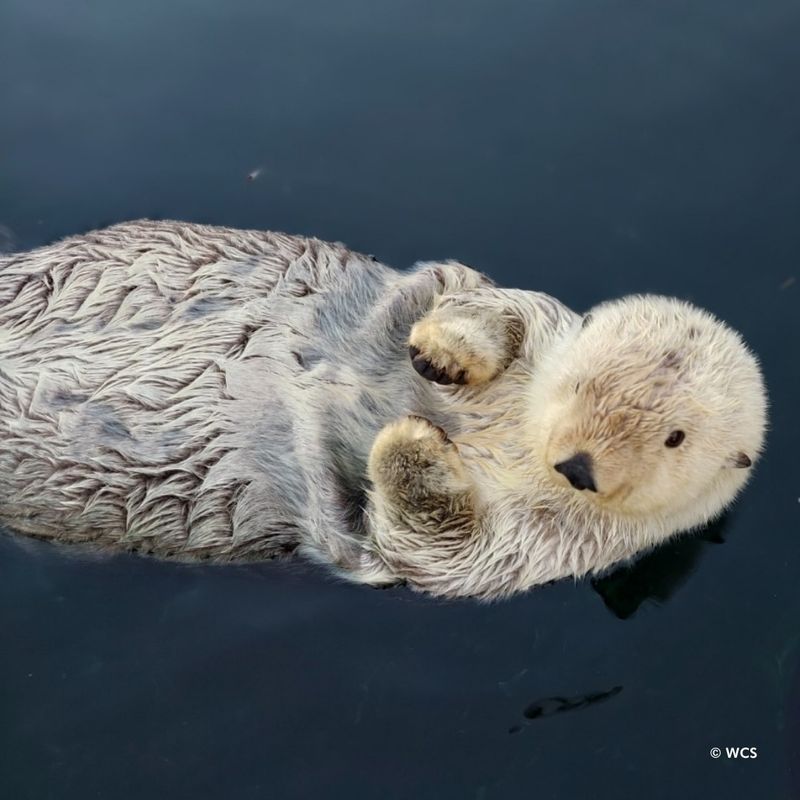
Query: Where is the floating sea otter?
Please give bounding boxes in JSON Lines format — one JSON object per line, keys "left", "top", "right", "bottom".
{"left": 0, "top": 221, "right": 767, "bottom": 599}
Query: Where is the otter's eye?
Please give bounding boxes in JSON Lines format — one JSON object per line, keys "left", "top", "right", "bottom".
{"left": 665, "top": 430, "right": 685, "bottom": 448}
{"left": 575, "top": 381, "right": 581, "bottom": 394}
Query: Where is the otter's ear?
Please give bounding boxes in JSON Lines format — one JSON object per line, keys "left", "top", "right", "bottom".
{"left": 726, "top": 452, "right": 752, "bottom": 469}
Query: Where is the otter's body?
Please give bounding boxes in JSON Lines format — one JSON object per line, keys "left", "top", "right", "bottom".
{"left": 0, "top": 221, "right": 766, "bottom": 599}
{"left": 0, "top": 221, "right": 487, "bottom": 569}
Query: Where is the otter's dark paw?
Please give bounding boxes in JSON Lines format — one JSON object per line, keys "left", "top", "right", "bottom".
{"left": 408, "top": 313, "right": 504, "bottom": 386}
{"left": 409, "top": 345, "right": 467, "bottom": 386}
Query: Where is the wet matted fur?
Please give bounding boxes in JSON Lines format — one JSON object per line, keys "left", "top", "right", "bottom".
{"left": 0, "top": 220, "right": 766, "bottom": 599}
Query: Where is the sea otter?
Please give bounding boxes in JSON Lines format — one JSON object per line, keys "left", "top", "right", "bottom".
{"left": 0, "top": 220, "right": 767, "bottom": 599}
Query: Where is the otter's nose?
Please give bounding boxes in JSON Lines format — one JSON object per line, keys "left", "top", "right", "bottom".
{"left": 554, "top": 452, "right": 597, "bottom": 492}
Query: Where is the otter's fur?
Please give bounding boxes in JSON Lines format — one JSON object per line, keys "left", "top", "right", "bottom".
{"left": 0, "top": 221, "right": 767, "bottom": 599}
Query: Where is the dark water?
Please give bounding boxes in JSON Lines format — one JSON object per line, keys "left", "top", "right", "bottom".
{"left": 1, "top": 0, "right": 799, "bottom": 797}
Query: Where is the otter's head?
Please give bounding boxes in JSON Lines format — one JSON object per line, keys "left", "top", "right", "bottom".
{"left": 530, "top": 295, "right": 767, "bottom": 535}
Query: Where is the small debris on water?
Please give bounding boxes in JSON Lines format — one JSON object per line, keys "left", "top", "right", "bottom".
{"left": 779, "top": 276, "right": 795, "bottom": 290}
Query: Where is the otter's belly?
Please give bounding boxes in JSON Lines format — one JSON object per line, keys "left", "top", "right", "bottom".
{"left": 0, "top": 220, "right": 447, "bottom": 561}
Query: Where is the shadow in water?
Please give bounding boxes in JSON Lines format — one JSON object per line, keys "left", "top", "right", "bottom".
{"left": 591, "top": 514, "right": 732, "bottom": 620}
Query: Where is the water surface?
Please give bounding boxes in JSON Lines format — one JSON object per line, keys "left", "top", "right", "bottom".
{"left": 1, "top": 1, "right": 799, "bottom": 797}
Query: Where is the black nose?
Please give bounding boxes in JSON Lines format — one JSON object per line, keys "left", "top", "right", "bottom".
{"left": 554, "top": 452, "right": 597, "bottom": 492}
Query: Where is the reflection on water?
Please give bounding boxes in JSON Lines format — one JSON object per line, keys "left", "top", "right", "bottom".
{"left": 0, "top": 224, "right": 15, "bottom": 253}
{"left": 592, "top": 516, "right": 730, "bottom": 620}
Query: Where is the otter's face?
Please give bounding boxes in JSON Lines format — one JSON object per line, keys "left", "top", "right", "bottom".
{"left": 531, "top": 296, "right": 767, "bottom": 529}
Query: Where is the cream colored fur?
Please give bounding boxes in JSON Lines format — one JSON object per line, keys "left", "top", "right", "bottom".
{"left": 0, "top": 221, "right": 767, "bottom": 600}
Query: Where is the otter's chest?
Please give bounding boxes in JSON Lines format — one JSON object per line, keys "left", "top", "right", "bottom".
{"left": 444, "top": 365, "right": 536, "bottom": 502}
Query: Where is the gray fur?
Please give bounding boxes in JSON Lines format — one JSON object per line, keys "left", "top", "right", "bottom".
{"left": 0, "top": 220, "right": 484, "bottom": 570}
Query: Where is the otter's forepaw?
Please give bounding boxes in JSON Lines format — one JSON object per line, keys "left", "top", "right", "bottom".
{"left": 408, "top": 315, "right": 502, "bottom": 386}
{"left": 368, "top": 416, "right": 467, "bottom": 500}
{"left": 408, "top": 343, "right": 468, "bottom": 386}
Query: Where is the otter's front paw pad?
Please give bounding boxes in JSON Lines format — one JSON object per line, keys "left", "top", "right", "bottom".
{"left": 409, "top": 345, "right": 467, "bottom": 386}
{"left": 408, "top": 315, "right": 500, "bottom": 386}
